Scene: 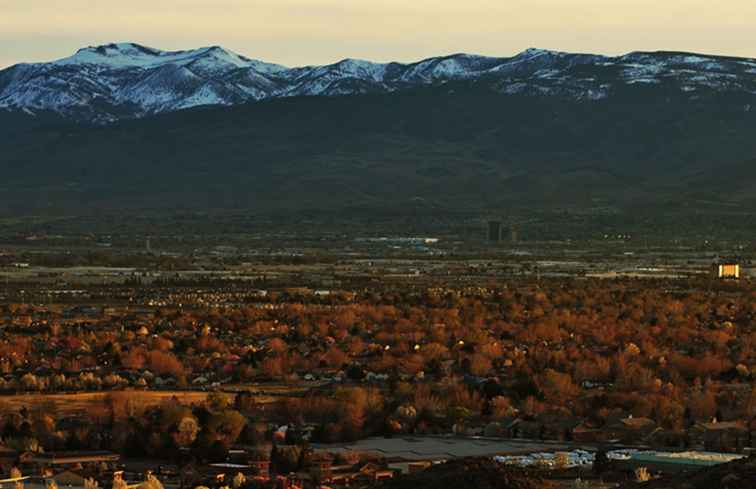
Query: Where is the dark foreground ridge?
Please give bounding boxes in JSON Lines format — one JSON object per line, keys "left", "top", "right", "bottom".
{"left": 371, "top": 457, "right": 557, "bottom": 489}
{"left": 2, "top": 82, "right": 756, "bottom": 227}
{"left": 630, "top": 454, "right": 756, "bottom": 489}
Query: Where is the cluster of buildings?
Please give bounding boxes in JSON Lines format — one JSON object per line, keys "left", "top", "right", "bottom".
{"left": 479, "top": 414, "right": 756, "bottom": 454}
{"left": 0, "top": 446, "right": 405, "bottom": 489}
{"left": 0, "top": 451, "right": 127, "bottom": 489}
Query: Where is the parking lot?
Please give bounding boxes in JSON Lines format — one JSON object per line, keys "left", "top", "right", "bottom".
{"left": 315, "top": 436, "right": 573, "bottom": 461}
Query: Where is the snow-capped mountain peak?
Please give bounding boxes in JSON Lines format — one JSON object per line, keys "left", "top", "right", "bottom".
{"left": 54, "top": 42, "right": 287, "bottom": 72}
{"left": 517, "top": 47, "right": 559, "bottom": 58}
{"left": 57, "top": 42, "right": 168, "bottom": 67}
{"left": 1, "top": 43, "right": 755, "bottom": 123}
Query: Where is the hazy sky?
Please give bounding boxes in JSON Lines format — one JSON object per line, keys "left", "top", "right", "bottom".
{"left": 2, "top": 0, "right": 755, "bottom": 68}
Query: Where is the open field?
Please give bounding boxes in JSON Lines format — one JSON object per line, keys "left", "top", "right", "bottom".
{"left": 0, "top": 389, "right": 296, "bottom": 417}
{"left": 0, "top": 390, "right": 214, "bottom": 417}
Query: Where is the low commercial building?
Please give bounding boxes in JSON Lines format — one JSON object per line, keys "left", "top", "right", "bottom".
{"left": 27, "top": 451, "right": 120, "bottom": 471}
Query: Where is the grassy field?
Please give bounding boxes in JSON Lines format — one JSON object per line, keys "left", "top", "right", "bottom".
{"left": 0, "top": 382, "right": 326, "bottom": 417}
{"left": 0, "top": 390, "right": 271, "bottom": 418}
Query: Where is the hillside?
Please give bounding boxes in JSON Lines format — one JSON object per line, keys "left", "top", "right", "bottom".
{"left": 1, "top": 80, "right": 756, "bottom": 224}
{"left": 2, "top": 44, "right": 756, "bottom": 236}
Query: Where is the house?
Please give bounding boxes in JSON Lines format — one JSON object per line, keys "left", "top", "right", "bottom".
{"left": 111, "top": 470, "right": 141, "bottom": 489}
{"left": 536, "top": 413, "right": 583, "bottom": 441}
{"left": 319, "top": 462, "right": 395, "bottom": 486}
{"left": 690, "top": 421, "right": 748, "bottom": 452}
{"left": 354, "top": 462, "right": 394, "bottom": 483}
{"left": 605, "top": 416, "right": 657, "bottom": 444}
{"left": 506, "top": 419, "right": 543, "bottom": 439}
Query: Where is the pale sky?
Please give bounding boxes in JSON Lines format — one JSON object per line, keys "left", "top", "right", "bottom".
{"left": 2, "top": 0, "right": 756, "bottom": 69}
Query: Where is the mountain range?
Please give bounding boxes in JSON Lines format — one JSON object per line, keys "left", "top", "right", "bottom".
{"left": 2, "top": 43, "right": 756, "bottom": 123}
{"left": 1, "top": 43, "right": 755, "bottom": 236}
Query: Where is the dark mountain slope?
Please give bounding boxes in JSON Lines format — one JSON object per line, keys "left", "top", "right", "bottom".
{"left": 1, "top": 81, "right": 755, "bottom": 219}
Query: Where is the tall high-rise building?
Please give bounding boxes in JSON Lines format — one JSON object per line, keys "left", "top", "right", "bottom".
{"left": 487, "top": 221, "right": 502, "bottom": 243}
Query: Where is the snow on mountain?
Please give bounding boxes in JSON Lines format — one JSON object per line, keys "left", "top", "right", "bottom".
{"left": 280, "top": 58, "right": 392, "bottom": 97}
{"left": 56, "top": 43, "right": 173, "bottom": 68}
{"left": 0, "top": 43, "right": 293, "bottom": 122}
{"left": 56, "top": 43, "right": 286, "bottom": 73}
{"left": 1, "top": 43, "right": 755, "bottom": 123}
